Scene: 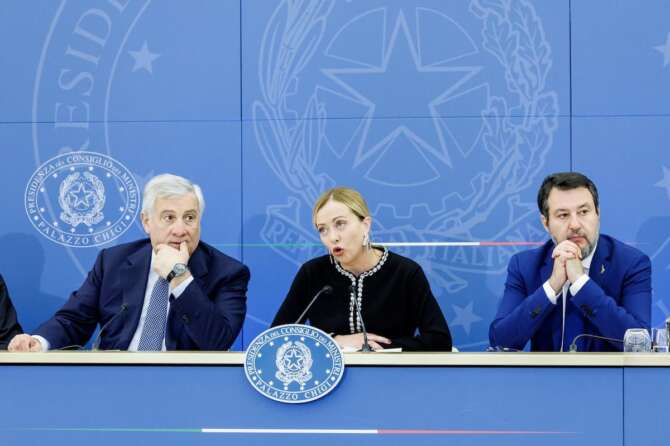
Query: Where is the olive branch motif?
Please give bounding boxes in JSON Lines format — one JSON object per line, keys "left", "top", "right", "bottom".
{"left": 253, "top": 0, "right": 335, "bottom": 208}
{"left": 400, "top": 0, "right": 559, "bottom": 292}
{"left": 426, "top": 0, "right": 558, "bottom": 239}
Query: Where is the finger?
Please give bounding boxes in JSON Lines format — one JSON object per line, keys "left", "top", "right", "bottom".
{"left": 557, "top": 249, "right": 577, "bottom": 258}
{"left": 558, "top": 243, "right": 579, "bottom": 257}
{"left": 29, "top": 339, "right": 42, "bottom": 352}
{"left": 566, "top": 247, "right": 580, "bottom": 258}
{"left": 367, "top": 334, "right": 391, "bottom": 344}
{"left": 17, "top": 335, "right": 30, "bottom": 346}
{"left": 554, "top": 250, "right": 572, "bottom": 258}
{"left": 9, "top": 335, "right": 28, "bottom": 352}
{"left": 7, "top": 338, "right": 19, "bottom": 352}
{"left": 334, "top": 335, "right": 356, "bottom": 349}
{"left": 368, "top": 341, "right": 385, "bottom": 351}
{"left": 553, "top": 246, "right": 569, "bottom": 258}
{"left": 560, "top": 245, "right": 580, "bottom": 254}
{"left": 563, "top": 242, "right": 581, "bottom": 256}
{"left": 556, "top": 241, "right": 570, "bottom": 250}
{"left": 564, "top": 240, "right": 580, "bottom": 249}
{"left": 180, "top": 241, "right": 188, "bottom": 255}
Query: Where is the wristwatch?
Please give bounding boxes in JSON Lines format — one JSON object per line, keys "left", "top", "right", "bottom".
{"left": 166, "top": 263, "right": 189, "bottom": 283}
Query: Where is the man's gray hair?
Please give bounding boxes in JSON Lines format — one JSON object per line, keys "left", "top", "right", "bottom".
{"left": 141, "top": 174, "right": 205, "bottom": 215}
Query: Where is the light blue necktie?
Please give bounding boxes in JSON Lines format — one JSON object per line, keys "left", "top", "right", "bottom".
{"left": 138, "top": 278, "right": 169, "bottom": 351}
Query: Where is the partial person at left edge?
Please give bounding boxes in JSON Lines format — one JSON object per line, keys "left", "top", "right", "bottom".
{"left": 8, "top": 174, "right": 249, "bottom": 352}
{"left": 0, "top": 275, "right": 23, "bottom": 349}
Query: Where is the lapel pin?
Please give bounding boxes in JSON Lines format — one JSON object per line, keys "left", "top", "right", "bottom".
{"left": 600, "top": 264, "right": 605, "bottom": 274}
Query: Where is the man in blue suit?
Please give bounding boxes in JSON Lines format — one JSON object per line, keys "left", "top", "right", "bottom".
{"left": 9, "top": 174, "right": 249, "bottom": 351}
{"left": 489, "top": 172, "right": 651, "bottom": 352}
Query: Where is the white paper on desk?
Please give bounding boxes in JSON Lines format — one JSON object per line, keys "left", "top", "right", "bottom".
{"left": 341, "top": 346, "right": 403, "bottom": 353}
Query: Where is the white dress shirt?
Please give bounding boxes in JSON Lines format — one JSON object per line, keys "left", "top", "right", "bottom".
{"left": 542, "top": 243, "right": 597, "bottom": 351}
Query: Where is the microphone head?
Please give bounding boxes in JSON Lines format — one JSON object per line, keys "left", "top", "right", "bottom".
{"left": 322, "top": 285, "right": 333, "bottom": 294}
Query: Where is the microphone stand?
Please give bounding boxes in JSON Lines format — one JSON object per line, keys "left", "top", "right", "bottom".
{"left": 294, "top": 285, "right": 333, "bottom": 324}
{"left": 354, "top": 292, "right": 372, "bottom": 352}
{"left": 91, "top": 303, "right": 128, "bottom": 351}
{"left": 569, "top": 333, "right": 624, "bottom": 352}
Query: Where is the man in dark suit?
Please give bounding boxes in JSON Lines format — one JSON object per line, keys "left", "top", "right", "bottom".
{"left": 0, "top": 275, "right": 22, "bottom": 349}
{"left": 489, "top": 172, "right": 651, "bottom": 352}
{"left": 9, "top": 174, "right": 249, "bottom": 351}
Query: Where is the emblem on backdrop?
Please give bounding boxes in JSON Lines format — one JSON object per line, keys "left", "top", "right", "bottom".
{"left": 30, "top": 1, "right": 156, "bottom": 256}
{"left": 245, "top": 325, "right": 345, "bottom": 403}
{"left": 25, "top": 151, "right": 139, "bottom": 247}
{"left": 253, "top": 0, "right": 559, "bottom": 345}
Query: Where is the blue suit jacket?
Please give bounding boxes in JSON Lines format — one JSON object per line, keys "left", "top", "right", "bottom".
{"left": 35, "top": 239, "right": 249, "bottom": 350}
{"left": 489, "top": 234, "right": 651, "bottom": 351}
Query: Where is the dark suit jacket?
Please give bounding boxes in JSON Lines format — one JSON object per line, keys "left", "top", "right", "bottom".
{"left": 34, "top": 239, "right": 249, "bottom": 350}
{"left": 0, "top": 275, "right": 23, "bottom": 349}
{"left": 489, "top": 234, "right": 651, "bottom": 351}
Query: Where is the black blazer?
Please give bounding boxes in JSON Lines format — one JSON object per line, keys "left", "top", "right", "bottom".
{"left": 0, "top": 274, "right": 23, "bottom": 349}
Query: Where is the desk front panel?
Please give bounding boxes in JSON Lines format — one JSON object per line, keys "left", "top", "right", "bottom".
{"left": 1, "top": 364, "right": 621, "bottom": 446}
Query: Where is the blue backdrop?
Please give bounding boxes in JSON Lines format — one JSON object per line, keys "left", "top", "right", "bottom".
{"left": 1, "top": 0, "right": 668, "bottom": 351}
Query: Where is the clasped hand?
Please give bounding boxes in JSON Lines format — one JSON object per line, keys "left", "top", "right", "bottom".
{"left": 549, "top": 240, "right": 585, "bottom": 293}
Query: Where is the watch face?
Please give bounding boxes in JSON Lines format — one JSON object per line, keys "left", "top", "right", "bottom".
{"left": 173, "top": 263, "right": 188, "bottom": 275}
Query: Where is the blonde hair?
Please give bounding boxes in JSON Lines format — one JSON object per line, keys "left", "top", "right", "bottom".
{"left": 312, "top": 187, "right": 370, "bottom": 226}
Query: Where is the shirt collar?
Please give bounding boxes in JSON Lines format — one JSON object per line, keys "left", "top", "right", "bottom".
{"left": 148, "top": 250, "right": 158, "bottom": 279}
{"left": 581, "top": 240, "right": 598, "bottom": 270}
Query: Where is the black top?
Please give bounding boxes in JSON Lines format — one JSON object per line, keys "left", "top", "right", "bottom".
{"left": 0, "top": 274, "right": 23, "bottom": 349}
{"left": 272, "top": 250, "right": 452, "bottom": 351}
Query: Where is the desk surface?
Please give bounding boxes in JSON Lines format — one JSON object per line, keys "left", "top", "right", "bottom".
{"left": 1, "top": 351, "right": 668, "bottom": 446}
{"left": 1, "top": 351, "right": 670, "bottom": 366}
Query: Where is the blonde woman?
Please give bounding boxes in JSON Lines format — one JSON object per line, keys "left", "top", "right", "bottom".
{"left": 272, "top": 187, "right": 452, "bottom": 351}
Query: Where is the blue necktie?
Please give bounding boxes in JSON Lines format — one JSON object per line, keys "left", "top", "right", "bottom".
{"left": 563, "top": 290, "right": 583, "bottom": 352}
{"left": 138, "top": 278, "right": 169, "bottom": 351}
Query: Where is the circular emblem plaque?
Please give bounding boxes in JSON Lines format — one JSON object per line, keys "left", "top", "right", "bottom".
{"left": 25, "top": 151, "right": 139, "bottom": 247}
{"left": 244, "top": 324, "right": 345, "bottom": 404}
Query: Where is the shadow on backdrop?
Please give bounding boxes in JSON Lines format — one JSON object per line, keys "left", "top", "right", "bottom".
{"left": 0, "top": 233, "right": 64, "bottom": 333}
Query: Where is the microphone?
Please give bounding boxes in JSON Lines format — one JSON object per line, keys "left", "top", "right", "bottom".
{"left": 351, "top": 285, "right": 372, "bottom": 352}
{"left": 294, "top": 285, "right": 333, "bottom": 324}
{"left": 91, "top": 303, "right": 128, "bottom": 351}
{"left": 569, "top": 333, "right": 624, "bottom": 352}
